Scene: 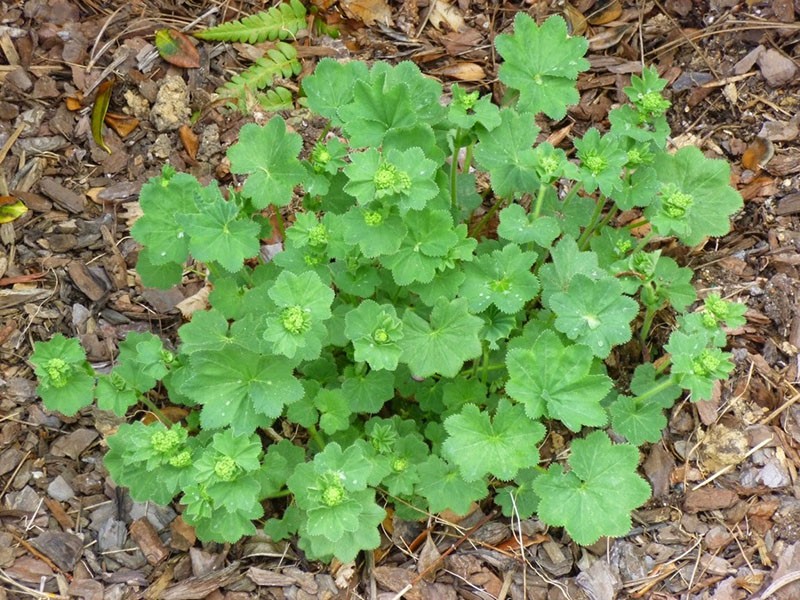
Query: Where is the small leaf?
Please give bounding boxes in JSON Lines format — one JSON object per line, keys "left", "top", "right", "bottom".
{"left": 532, "top": 431, "right": 651, "bottom": 545}
{"left": 103, "top": 112, "right": 139, "bottom": 138}
{"left": 0, "top": 196, "right": 28, "bottom": 224}
{"left": 155, "top": 29, "right": 201, "bottom": 68}
{"left": 91, "top": 77, "right": 114, "bottom": 153}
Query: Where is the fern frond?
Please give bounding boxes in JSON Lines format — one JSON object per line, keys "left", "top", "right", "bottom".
{"left": 195, "top": 0, "right": 307, "bottom": 43}
{"left": 257, "top": 87, "right": 294, "bottom": 111}
{"left": 217, "top": 42, "right": 300, "bottom": 112}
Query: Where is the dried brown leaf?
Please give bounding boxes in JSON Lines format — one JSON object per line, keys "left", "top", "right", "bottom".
{"left": 155, "top": 29, "right": 201, "bottom": 69}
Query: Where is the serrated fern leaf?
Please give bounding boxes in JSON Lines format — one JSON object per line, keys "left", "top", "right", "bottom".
{"left": 196, "top": 0, "right": 307, "bottom": 43}
{"left": 258, "top": 87, "right": 294, "bottom": 111}
{"left": 218, "top": 42, "right": 300, "bottom": 102}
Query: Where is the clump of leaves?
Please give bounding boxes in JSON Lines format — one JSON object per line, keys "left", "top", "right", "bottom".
{"left": 31, "top": 13, "right": 744, "bottom": 561}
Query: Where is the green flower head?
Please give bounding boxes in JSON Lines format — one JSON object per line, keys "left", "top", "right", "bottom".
{"left": 308, "top": 224, "right": 328, "bottom": 247}
{"left": 363, "top": 210, "right": 383, "bottom": 227}
{"left": 584, "top": 152, "right": 608, "bottom": 175}
{"left": 311, "top": 143, "right": 332, "bottom": 172}
{"left": 456, "top": 90, "right": 479, "bottom": 112}
{"left": 169, "top": 450, "right": 192, "bottom": 468}
{"left": 320, "top": 475, "right": 347, "bottom": 507}
{"left": 214, "top": 455, "right": 239, "bottom": 481}
{"left": 637, "top": 91, "right": 671, "bottom": 118}
{"left": 281, "top": 305, "right": 312, "bottom": 335}
{"left": 661, "top": 185, "right": 694, "bottom": 218}
{"left": 151, "top": 427, "right": 186, "bottom": 454}
{"left": 373, "top": 163, "right": 411, "bottom": 194}
{"left": 391, "top": 456, "right": 409, "bottom": 473}
{"left": 44, "top": 358, "right": 72, "bottom": 388}
{"left": 692, "top": 349, "right": 721, "bottom": 376}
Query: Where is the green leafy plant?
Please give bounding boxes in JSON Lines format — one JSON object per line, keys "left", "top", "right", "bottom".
{"left": 31, "top": 13, "right": 744, "bottom": 561}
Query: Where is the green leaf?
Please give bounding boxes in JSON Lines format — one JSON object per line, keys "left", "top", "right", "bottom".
{"left": 459, "top": 243, "right": 540, "bottom": 314}
{"left": 298, "top": 498, "right": 385, "bottom": 562}
{"left": 228, "top": 118, "right": 305, "bottom": 208}
{"left": 610, "top": 395, "right": 666, "bottom": 446}
{"left": 343, "top": 147, "right": 439, "bottom": 212}
{"left": 186, "top": 192, "right": 260, "bottom": 273}
{"left": 315, "top": 388, "right": 351, "bottom": 434}
{"left": 341, "top": 206, "right": 407, "bottom": 258}
{"left": 443, "top": 400, "right": 545, "bottom": 482}
{"left": 506, "top": 330, "right": 611, "bottom": 431}
{"left": 178, "top": 309, "right": 232, "bottom": 354}
{"left": 399, "top": 297, "right": 483, "bottom": 378}
{"left": 539, "top": 236, "right": 604, "bottom": 307}
{"left": 645, "top": 146, "right": 743, "bottom": 246}
{"left": 574, "top": 128, "right": 628, "bottom": 196}
{"left": 550, "top": 274, "right": 639, "bottom": 358}
{"left": 448, "top": 84, "right": 501, "bottom": 131}
{"left": 497, "top": 204, "right": 561, "bottom": 248}
{"left": 31, "top": 334, "right": 95, "bottom": 416}
{"left": 532, "top": 431, "right": 650, "bottom": 545}
{"left": 665, "top": 330, "right": 734, "bottom": 400}
{"left": 496, "top": 468, "right": 540, "bottom": 519}
{"left": 181, "top": 348, "right": 303, "bottom": 433}
{"left": 135, "top": 248, "right": 184, "bottom": 289}
{"left": 341, "top": 368, "right": 395, "bottom": 413}
{"left": 131, "top": 170, "right": 201, "bottom": 265}
{"left": 303, "top": 58, "right": 370, "bottom": 124}
{"left": 496, "top": 14, "right": 589, "bottom": 119}
{"left": 474, "top": 109, "right": 540, "bottom": 198}
{"left": 381, "top": 209, "right": 459, "bottom": 286}
{"left": 339, "top": 73, "right": 417, "bottom": 147}
{"left": 263, "top": 271, "right": 335, "bottom": 361}
{"left": 416, "top": 455, "right": 487, "bottom": 515}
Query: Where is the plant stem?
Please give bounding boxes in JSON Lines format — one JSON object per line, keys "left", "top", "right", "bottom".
{"left": 307, "top": 425, "right": 326, "bottom": 452}
{"left": 531, "top": 183, "right": 548, "bottom": 220}
{"left": 481, "top": 342, "right": 490, "bottom": 385}
{"left": 639, "top": 303, "right": 659, "bottom": 344}
{"left": 633, "top": 231, "right": 655, "bottom": 254}
{"left": 577, "top": 195, "right": 606, "bottom": 250}
{"left": 450, "top": 131, "right": 464, "bottom": 211}
{"left": 140, "top": 395, "right": 170, "bottom": 424}
{"left": 634, "top": 376, "right": 677, "bottom": 404}
{"left": 469, "top": 197, "right": 506, "bottom": 238}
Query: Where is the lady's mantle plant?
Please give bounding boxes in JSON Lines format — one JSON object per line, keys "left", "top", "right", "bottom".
{"left": 31, "top": 14, "right": 744, "bottom": 561}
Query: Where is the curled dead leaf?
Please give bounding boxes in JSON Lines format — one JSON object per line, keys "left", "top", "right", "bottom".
{"left": 155, "top": 29, "right": 201, "bottom": 69}
{"left": 742, "top": 137, "right": 774, "bottom": 171}
{"left": 427, "top": 1, "right": 465, "bottom": 32}
{"left": 103, "top": 112, "right": 139, "bottom": 138}
{"left": 179, "top": 125, "right": 199, "bottom": 160}
{"left": 587, "top": 0, "right": 623, "bottom": 24}
{"left": 339, "top": 0, "right": 392, "bottom": 26}
{"left": 431, "top": 62, "right": 485, "bottom": 81}
{"left": 563, "top": 4, "right": 588, "bottom": 36}
{"left": 65, "top": 95, "right": 83, "bottom": 111}
{"left": 588, "top": 23, "right": 634, "bottom": 51}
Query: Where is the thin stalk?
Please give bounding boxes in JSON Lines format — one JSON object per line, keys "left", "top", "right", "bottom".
{"left": 531, "top": 183, "right": 548, "bottom": 220}
{"left": 481, "top": 342, "right": 490, "bottom": 385}
{"left": 272, "top": 207, "right": 287, "bottom": 240}
{"left": 307, "top": 425, "right": 326, "bottom": 452}
{"left": 450, "top": 130, "right": 464, "bottom": 211}
{"left": 468, "top": 197, "right": 506, "bottom": 238}
{"left": 463, "top": 142, "right": 474, "bottom": 174}
{"left": 577, "top": 195, "right": 606, "bottom": 250}
{"left": 639, "top": 304, "right": 659, "bottom": 344}
{"left": 632, "top": 231, "right": 655, "bottom": 254}
{"left": 634, "top": 376, "right": 677, "bottom": 404}
{"left": 140, "top": 395, "right": 170, "bottom": 424}
{"left": 560, "top": 182, "right": 583, "bottom": 211}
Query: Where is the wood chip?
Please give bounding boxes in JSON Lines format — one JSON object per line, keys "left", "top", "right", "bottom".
{"left": 130, "top": 518, "right": 170, "bottom": 565}
{"left": 67, "top": 260, "right": 108, "bottom": 301}
{"left": 160, "top": 561, "right": 240, "bottom": 600}
{"left": 29, "top": 532, "right": 84, "bottom": 571}
{"left": 38, "top": 177, "right": 86, "bottom": 213}
{"left": 683, "top": 487, "right": 739, "bottom": 512}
